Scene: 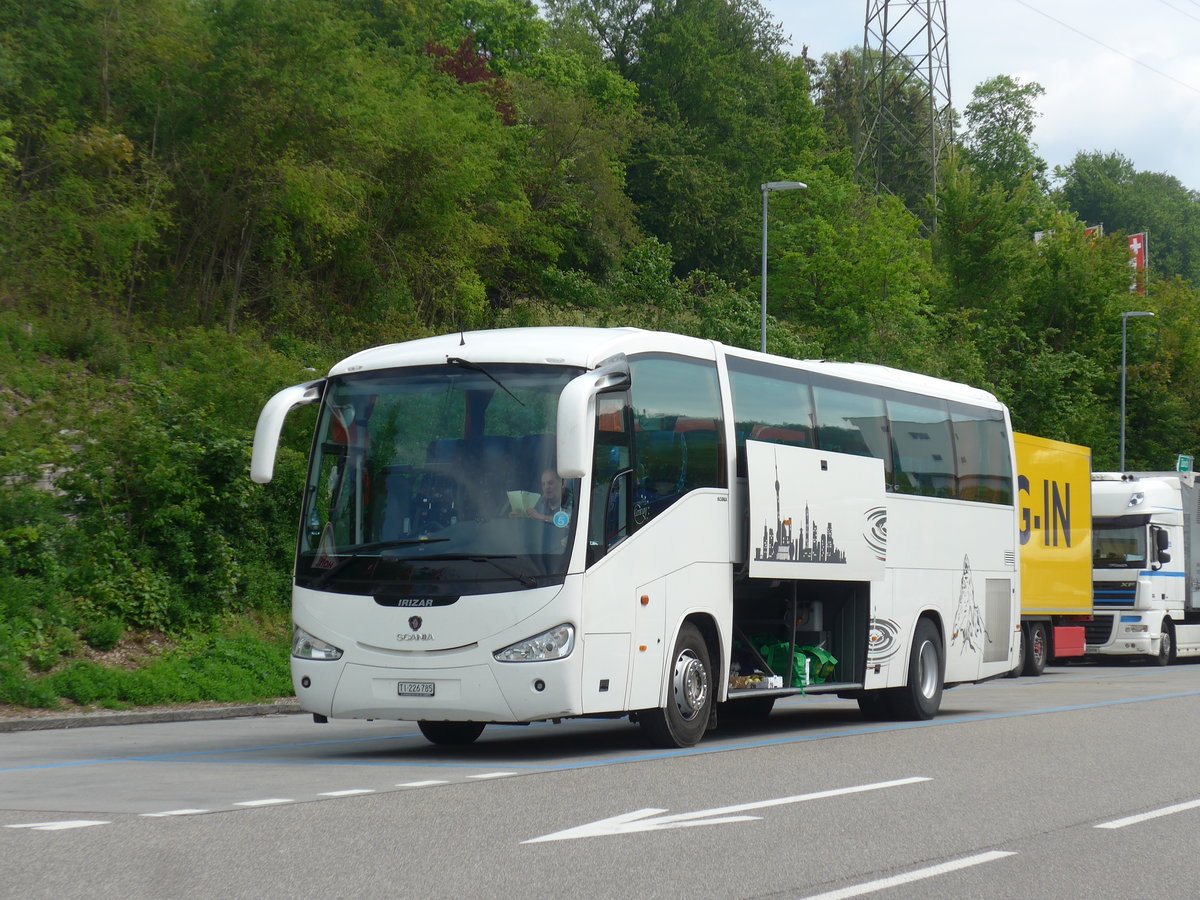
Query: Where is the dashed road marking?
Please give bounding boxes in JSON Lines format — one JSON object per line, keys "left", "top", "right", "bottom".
{"left": 800, "top": 850, "right": 1017, "bottom": 899}
{"left": 468, "top": 772, "right": 516, "bottom": 780}
{"left": 141, "top": 809, "right": 209, "bottom": 817}
{"left": 1096, "top": 798, "right": 1200, "bottom": 829}
{"left": 234, "top": 798, "right": 294, "bottom": 807}
{"left": 318, "top": 789, "right": 376, "bottom": 797}
{"left": 7, "top": 820, "right": 110, "bottom": 831}
{"left": 396, "top": 780, "right": 448, "bottom": 788}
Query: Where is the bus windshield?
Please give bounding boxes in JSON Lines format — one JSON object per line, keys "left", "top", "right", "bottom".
{"left": 297, "top": 362, "right": 583, "bottom": 596}
{"left": 1092, "top": 517, "right": 1148, "bottom": 569}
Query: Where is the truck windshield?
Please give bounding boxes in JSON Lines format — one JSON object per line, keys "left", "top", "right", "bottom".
{"left": 1093, "top": 517, "right": 1148, "bottom": 569}
{"left": 297, "top": 363, "right": 583, "bottom": 596}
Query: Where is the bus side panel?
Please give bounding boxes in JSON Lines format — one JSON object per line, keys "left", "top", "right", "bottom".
{"left": 581, "top": 489, "right": 732, "bottom": 714}
{"left": 886, "top": 496, "right": 1018, "bottom": 686}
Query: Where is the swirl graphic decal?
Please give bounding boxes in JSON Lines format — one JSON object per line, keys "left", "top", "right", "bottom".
{"left": 867, "top": 618, "right": 902, "bottom": 661}
{"left": 863, "top": 507, "right": 887, "bottom": 561}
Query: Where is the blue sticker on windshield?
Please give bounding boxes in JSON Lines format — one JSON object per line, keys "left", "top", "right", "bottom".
{"left": 553, "top": 509, "right": 570, "bottom": 529}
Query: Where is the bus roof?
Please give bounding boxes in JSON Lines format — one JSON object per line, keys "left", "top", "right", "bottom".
{"left": 328, "top": 327, "right": 1002, "bottom": 409}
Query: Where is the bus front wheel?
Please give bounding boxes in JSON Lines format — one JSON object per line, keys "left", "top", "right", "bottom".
{"left": 640, "top": 623, "right": 712, "bottom": 748}
{"left": 418, "top": 720, "right": 486, "bottom": 745}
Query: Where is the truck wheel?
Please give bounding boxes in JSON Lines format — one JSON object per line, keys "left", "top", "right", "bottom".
{"left": 640, "top": 623, "right": 712, "bottom": 747}
{"left": 1152, "top": 620, "right": 1176, "bottom": 666}
{"left": 889, "top": 618, "right": 943, "bottom": 720}
{"left": 418, "top": 721, "right": 486, "bottom": 745}
{"left": 1021, "top": 622, "right": 1048, "bottom": 677}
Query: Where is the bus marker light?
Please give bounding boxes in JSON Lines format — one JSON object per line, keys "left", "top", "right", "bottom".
{"left": 640, "top": 595, "right": 650, "bottom": 606}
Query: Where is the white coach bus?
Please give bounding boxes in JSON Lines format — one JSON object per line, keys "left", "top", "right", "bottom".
{"left": 251, "top": 327, "right": 1019, "bottom": 747}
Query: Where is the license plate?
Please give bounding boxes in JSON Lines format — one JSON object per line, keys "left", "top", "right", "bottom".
{"left": 397, "top": 681, "right": 435, "bottom": 697}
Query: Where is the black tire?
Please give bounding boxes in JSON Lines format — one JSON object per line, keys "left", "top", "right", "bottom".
{"left": 1152, "top": 619, "right": 1176, "bottom": 666}
{"left": 1006, "top": 624, "right": 1026, "bottom": 678}
{"left": 857, "top": 691, "right": 894, "bottom": 721}
{"left": 1021, "top": 621, "right": 1048, "bottom": 677}
{"left": 418, "top": 720, "right": 486, "bottom": 745}
{"left": 640, "top": 623, "right": 713, "bottom": 747}
{"left": 889, "top": 618, "right": 943, "bottom": 721}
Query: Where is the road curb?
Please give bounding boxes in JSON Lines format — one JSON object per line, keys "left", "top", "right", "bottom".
{"left": 0, "top": 701, "right": 303, "bottom": 733}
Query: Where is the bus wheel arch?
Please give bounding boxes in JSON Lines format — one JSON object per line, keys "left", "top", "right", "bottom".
{"left": 640, "top": 616, "right": 718, "bottom": 748}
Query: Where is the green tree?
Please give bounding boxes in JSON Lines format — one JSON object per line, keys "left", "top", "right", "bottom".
{"left": 961, "top": 75, "right": 1047, "bottom": 193}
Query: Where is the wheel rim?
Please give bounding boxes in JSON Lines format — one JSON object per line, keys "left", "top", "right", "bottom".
{"left": 671, "top": 649, "right": 709, "bottom": 722}
{"left": 1161, "top": 628, "right": 1172, "bottom": 659}
{"left": 916, "top": 640, "right": 939, "bottom": 699}
{"left": 1031, "top": 627, "right": 1046, "bottom": 665}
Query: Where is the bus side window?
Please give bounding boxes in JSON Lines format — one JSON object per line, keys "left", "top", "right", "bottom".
{"left": 588, "top": 392, "right": 633, "bottom": 565}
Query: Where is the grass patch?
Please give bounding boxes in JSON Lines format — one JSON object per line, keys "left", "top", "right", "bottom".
{"left": 1, "top": 614, "right": 292, "bottom": 711}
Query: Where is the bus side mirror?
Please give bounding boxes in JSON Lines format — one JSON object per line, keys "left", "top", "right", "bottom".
{"left": 251, "top": 380, "right": 324, "bottom": 484}
{"left": 556, "top": 356, "right": 630, "bottom": 479}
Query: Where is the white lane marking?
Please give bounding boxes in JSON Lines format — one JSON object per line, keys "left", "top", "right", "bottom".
{"left": 468, "top": 772, "right": 516, "bottom": 780}
{"left": 524, "top": 777, "right": 931, "bottom": 843}
{"left": 6, "top": 820, "right": 110, "bottom": 831}
{"left": 1096, "top": 798, "right": 1200, "bottom": 829}
{"left": 397, "top": 780, "right": 448, "bottom": 788}
{"left": 141, "top": 809, "right": 209, "bottom": 817}
{"left": 800, "top": 850, "right": 1017, "bottom": 899}
{"left": 318, "top": 789, "right": 376, "bottom": 797}
{"left": 234, "top": 798, "right": 294, "bottom": 807}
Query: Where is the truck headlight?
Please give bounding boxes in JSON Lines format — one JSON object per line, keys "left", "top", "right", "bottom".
{"left": 292, "top": 625, "right": 343, "bottom": 660}
{"left": 494, "top": 624, "right": 575, "bottom": 662}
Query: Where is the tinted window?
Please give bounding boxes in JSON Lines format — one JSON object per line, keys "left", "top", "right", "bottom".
{"left": 728, "top": 357, "right": 815, "bottom": 477}
{"left": 951, "top": 403, "right": 1012, "bottom": 504}
{"left": 629, "top": 355, "right": 725, "bottom": 524}
{"left": 812, "top": 377, "right": 889, "bottom": 463}
{"left": 886, "top": 393, "right": 956, "bottom": 497}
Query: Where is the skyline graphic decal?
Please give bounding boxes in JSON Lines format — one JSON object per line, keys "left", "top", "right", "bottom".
{"left": 754, "top": 454, "right": 847, "bottom": 564}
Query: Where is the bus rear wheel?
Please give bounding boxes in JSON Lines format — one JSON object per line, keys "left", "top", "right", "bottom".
{"left": 889, "top": 618, "right": 943, "bottom": 720}
{"left": 418, "top": 720, "right": 486, "bottom": 745}
{"left": 640, "top": 623, "right": 712, "bottom": 747}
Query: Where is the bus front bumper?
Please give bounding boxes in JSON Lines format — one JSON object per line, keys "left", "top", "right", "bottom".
{"left": 293, "top": 657, "right": 584, "bottom": 723}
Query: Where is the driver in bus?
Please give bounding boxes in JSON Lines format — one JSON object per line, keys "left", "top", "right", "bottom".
{"left": 524, "top": 468, "right": 572, "bottom": 524}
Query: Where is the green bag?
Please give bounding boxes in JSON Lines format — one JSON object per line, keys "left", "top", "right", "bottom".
{"left": 797, "top": 645, "right": 837, "bottom": 683}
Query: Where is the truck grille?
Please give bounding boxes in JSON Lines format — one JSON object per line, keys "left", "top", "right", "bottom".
{"left": 1094, "top": 580, "right": 1136, "bottom": 606}
{"left": 1085, "top": 615, "right": 1114, "bottom": 645}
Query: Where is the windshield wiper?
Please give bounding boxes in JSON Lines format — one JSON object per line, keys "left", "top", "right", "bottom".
{"left": 468, "top": 555, "right": 537, "bottom": 588}
{"left": 312, "top": 538, "right": 449, "bottom": 587}
{"left": 446, "top": 357, "right": 524, "bottom": 406}
{"left": 401, "top": 553, "right": 539, "bottom": 588}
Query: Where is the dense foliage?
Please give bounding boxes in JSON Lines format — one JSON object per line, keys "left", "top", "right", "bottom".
{"left": 1, "top": 0, "right": 1197, "bottom": 708}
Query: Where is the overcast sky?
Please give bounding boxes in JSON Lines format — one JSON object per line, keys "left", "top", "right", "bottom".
{"left": 758, "top": 0, "right": 1200, "bottom": 191}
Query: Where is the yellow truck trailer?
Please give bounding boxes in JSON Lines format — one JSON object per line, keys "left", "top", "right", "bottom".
{"left": 1013, "top": 433, "right": 1094, "bottom": 675}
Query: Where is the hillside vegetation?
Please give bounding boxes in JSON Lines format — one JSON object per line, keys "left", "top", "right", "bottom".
{"left": 2, "top": 0, "right": 1198, "bottom": 709}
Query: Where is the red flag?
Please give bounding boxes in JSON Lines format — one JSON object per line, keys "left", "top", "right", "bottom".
{"left": 1128, "top": 232, "right": 1147, "bottom": 294}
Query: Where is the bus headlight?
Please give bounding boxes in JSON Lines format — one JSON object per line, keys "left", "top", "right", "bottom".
{"left": 292, "top": 626, "right": 343, "bottom": 660}
{"left": 494, "top": 624, "right": 575, "bottom": 662}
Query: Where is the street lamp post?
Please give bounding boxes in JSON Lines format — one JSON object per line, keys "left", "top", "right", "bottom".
{"left": 1120, "top": 310, "right": 1155, "bottom": 471}
{"left": 760, "top": 180, "right": 807, "bottom": 353}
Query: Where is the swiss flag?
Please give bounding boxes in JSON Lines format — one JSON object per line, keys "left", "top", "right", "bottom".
{"left": 1128, "top": 232, "right": 1147, "bottom": 294}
